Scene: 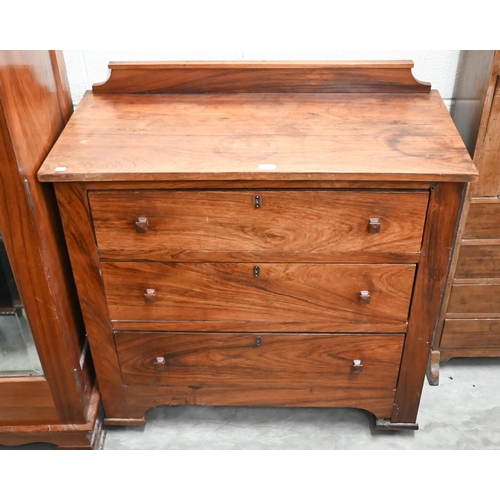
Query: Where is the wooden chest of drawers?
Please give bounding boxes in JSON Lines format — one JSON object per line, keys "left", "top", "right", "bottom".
{"left": 429, "top": 52, "right": 500, "bottom": 381}
{"left": 38, "top": 61, "right": 478, "bottom": 430}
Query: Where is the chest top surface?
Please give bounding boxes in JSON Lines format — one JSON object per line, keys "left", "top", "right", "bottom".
{"left": 37, "top": 61, "right": 478, "bottom": 184}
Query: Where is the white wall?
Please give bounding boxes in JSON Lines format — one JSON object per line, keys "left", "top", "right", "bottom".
{"left": 63, "top": 50, "right": 463, "bottom": 111}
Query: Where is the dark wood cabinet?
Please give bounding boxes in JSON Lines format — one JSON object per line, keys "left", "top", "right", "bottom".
{"left": 0, "top": 51, "right": 104, "bottom": 448}
{"left": 38, "top": 61, "right": 477, "bottom": 430}
{"left": 430, "top": 51, "right": 500, "bottom": 384}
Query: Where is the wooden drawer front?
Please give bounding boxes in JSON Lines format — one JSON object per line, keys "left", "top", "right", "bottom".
{"left": 441, "top": 319, "right": 500, "bottom": 349}
{"left": 89, "top": 190, "right": 428, "bottom": 261}
{"left": 463, "top": 202, "right": 500, "bottom": 239}
{"left": 115, "top": 332, "right": 405, "bottom": 389}
{"left": 448, "top": 283, "right": 500, "bottom": 316}
{"left": 102, "top": 262, "right": 415, "bottom": 332}
{"left": 455, "top": 245, "right": 500, "bottom": 279}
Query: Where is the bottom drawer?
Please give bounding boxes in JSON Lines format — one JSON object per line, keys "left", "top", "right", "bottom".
{"left": 441, "top": 319, "right": 500, "bottom": 349}
{"left": 115, "top": 332, "right": 404, "bottom": 390}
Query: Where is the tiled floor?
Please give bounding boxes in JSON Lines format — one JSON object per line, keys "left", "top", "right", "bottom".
{"left": 2, "top": 357, "right": 499, "bottom": 450}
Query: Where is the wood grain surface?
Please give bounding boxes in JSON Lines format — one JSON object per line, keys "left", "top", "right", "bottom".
{"left": 440, "top": 347, "right": 500, "bottom": 362}
{"left": 119, "top": 385, "right": 398, "bottom": 421}
{"left": 42, "top": 62, "right": 473, "bottom": 426}
{"left": 92, "top": 60, "right": 430, "bottom": 94}
{"left": 90, "top": 190, "right": 428, "bottom": 261}
{"left": 450, "top": 51, "right": 495, "bottom": 155}
{"left": 102, "top": 262, "right": 415, "bottom": 332}
{"left": 471, "top": 53, "right": 500, "bottom": 196}
{"left": 432, "top": 52, "right": 500, "bottom": 368}
{"left": 455, "top": 244, "right": 500, "bottom": 278}
{"left": 54, "top": 183, "right": 129, "bottom": 418}
{"left": 0, "top": 388, "right": 105, "bottom": 449}
{"left": 474, "top": 75, "right": 500, "bottom": 196}
{"left": 464, "top": 200, "right": 500, "bottom": 239}
{"left": 391, "top": 182, "right": 466, "bottom": 423}
{"left": 0, "top": 51, "right": 94, "bottom": 426}
{"left": 431, "top": 183, "right": 473, "bottom": 352}
{"left": 115, "top": 332, "right": 404, "bottom": 389}
{"left": 37, "top": 92, "right": 477, "bottom": 183}
{"left": 0, "top": 378, "right": 59, "bottom": 425}
{"left": 470, "top": 52, "right": 500, "bottom": 172}
{"left": 448, "top": 282, "right": 500, "bottom": 315}
{"left": 441, "top": 319, "right": 500, "bottom": 349}
{"left": 84, "top": 180, "right": 433, "bottom": 190}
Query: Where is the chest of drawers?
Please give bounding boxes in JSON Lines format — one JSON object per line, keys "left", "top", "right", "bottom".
{"left": 428, "top": 51, "right": 500, "bottom": 383}
{"left": 38, "top": 61, "right": 478, "bottom": 430}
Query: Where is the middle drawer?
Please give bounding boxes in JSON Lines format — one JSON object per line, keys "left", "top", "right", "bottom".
{"left": 102, "top": 262, "right": 415, "bottom": 333}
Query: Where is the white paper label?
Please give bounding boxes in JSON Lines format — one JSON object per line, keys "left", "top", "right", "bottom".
{"left": 258, "top": 164, "right": 277, "bottom": 170}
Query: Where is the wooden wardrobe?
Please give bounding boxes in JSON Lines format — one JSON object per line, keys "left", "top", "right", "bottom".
{"left": 429, "top": 50, "right": 500, "bottom": 384}
{"left": 0, "top": 51, "right": 104, "bottom": 448}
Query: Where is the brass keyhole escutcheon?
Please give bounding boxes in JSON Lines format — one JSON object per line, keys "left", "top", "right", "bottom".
{"left": 253, "top": 194, "right": 262, "bottom": 209}
{"left": 256, "top": 336, "right": 262, "bottom": 347}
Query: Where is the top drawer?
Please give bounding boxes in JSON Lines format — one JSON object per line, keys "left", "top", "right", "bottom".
{"left": 89, "top": 190, "right": 428, "bottom": 261}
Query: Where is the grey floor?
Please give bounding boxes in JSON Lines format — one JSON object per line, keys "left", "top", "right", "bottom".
{"left": 2, "top": 356, "right": 499, "bottom": 450}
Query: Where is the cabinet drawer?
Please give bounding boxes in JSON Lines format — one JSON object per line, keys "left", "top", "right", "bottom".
{"left": 115, "top": 332, "right": 405, "bottom": 390}
{"left": 448, "top": 283, "right": 500, "bottom": 316}
{"left": 463, "top": 202, "right": 500, "bottom": 239}
{"left": 103, "top": 262, "right": 415, "bottom": 332}
{"left": 455, "top": 244, "right": 500, "bottom": 279}
{"left": 441, "top": 319, "right": 500, "bottom": 349}
{"left": 89, "top": 190, "right": 428, "bottom": 261}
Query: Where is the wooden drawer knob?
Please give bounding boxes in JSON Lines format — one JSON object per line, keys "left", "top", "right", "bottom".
{"left": 352, "top": 359, "right": 363, "bottom": 374}
{"left": 144, "top": 288, "right": 156, "bottom": 303}
{"left": 135, "top": 216, "right": 149, "bottom": 233}
{"left": 368, "top": 217, "right": 381, "bottom": 233}
{"left": 359, "top": 290, "right": 371, "bottom": 305}
{"left": 153, "top": 356, "right": 166, "bottom": 371}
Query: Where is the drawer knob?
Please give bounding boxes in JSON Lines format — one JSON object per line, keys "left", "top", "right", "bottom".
{"left": 153, "top": 356, "right": 166, "bottom": 371}
{"left": 253, "top": 194, "right": 262, "bottom": 209}
{"left": 368, "top": 217, "right": 381, "bottom": 234}
{"left": 359, "top": 290, "right": 371, "bottom": 305}
{"left": 352, "top": 359, "right": 363, "bottom": 374}
{"left": 135, "top": 216, "right": 149, "bottom": 233}
{"left": 144, "top": 288, "right": 156, "bottom": 303}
